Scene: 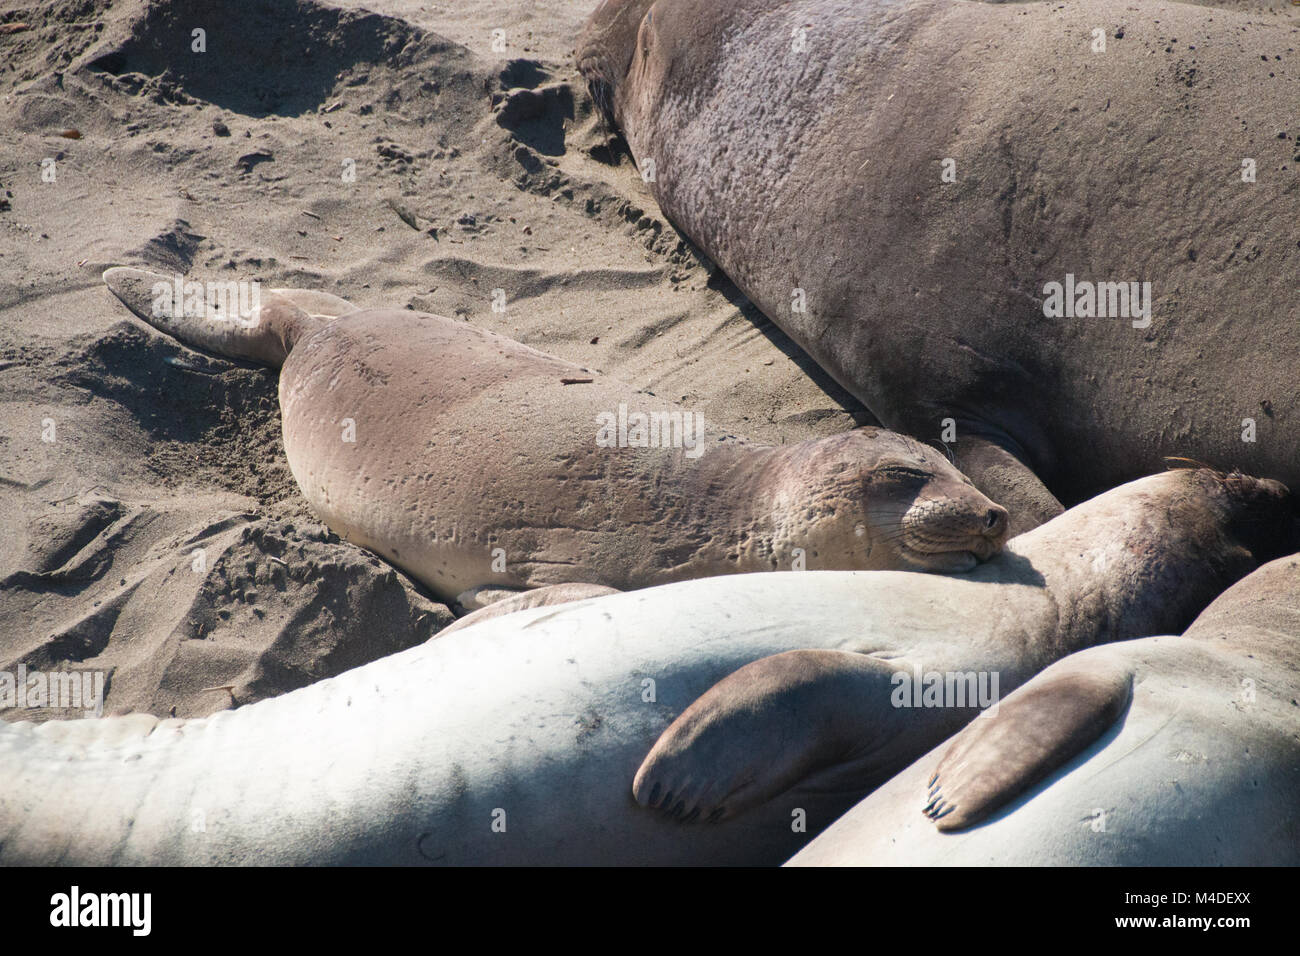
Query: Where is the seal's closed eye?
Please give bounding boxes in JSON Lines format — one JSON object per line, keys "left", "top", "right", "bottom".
{"left": 873, "top": 464, "right": 933, "bottom": 482}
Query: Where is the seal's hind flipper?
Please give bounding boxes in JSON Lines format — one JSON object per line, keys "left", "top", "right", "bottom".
{"left": 268, "top": 288, "right": 360, "bottom": 321}
{"left": 632, "top": 649, "right": 896, "bottom": 823}
{"left": 925, "top": 654, "right": 1133, "bottom": 832}
{"left": 103, "top": 267, "right": 316, "bottom": 368}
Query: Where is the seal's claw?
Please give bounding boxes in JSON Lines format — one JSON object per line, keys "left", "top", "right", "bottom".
{"left": 633, "top": 751, "right": 729, "bottom": 824}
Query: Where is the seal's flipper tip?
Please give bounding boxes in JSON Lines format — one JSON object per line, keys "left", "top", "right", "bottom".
{"left": 632, "top": 751, "right": 728, "bottom": 823}
{"left": 633, "top": 649, "right": 892, "bottom": 825}
{"left": 102, "top": 266, "right": 173, "bottom": 322}
{"left": 101, "top": 267, "right": 307, "bottom": 368}
{"left": 632, "top": 705, "right": 743, "bottom": 823}
{"left": 927, "top": 656, "right": 1133, "bottom": 832}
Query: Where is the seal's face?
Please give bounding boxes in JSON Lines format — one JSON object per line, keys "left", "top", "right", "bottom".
{"left": 779, "top": 431, "right": 1009, "bottom": 573}
{"left": 864, "top": 452, "right": 1010, "bottom": 573}
{"left": 1180, "top": 467, "right": 1295, "bottom": 563}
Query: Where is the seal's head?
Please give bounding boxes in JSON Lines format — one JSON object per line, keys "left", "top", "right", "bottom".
{"left": 1096, "top": 464, "right": 1297, "bottom": 578}
{"left": 1012, "top": 463, "right": 1295, "bottom": 641}
{"left": 1175, "top": 464, "right": 1296, "bottom": 567}
{"left": 772, "top": 430, "right": 1009, "bottom": 573}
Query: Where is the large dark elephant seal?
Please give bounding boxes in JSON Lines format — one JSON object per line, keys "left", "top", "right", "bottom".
{"left": 579, "top": 0, "right": 1300, "bottom": 530}
{"left": 0, "top": 468, "right": 1289, "bottom": 865}
{"left": 789, "top": 551, "right": 1300, "bottom": 866}
{"left": 102, "top": 267, "right": 1008, "bottom": 605}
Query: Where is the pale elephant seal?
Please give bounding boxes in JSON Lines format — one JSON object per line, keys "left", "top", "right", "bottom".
{"left": 0, "top": 468, "right": 1289, "bottom": 865}
{"left": 579, "top": 0, "right": 1300, "bottom": 530}
{"left": 788, "top": 551, "right": 1300, "bottom": 866}
{"left": 102, "top": 267, "right": 1007, "bottom": 605}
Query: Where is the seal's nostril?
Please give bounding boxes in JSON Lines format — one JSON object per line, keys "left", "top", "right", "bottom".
{"left": 985, "top": 508, "right": 1007, "bottom": 534}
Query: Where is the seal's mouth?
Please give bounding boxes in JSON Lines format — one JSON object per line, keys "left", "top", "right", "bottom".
{"left": 894, "top": 539, "right": 988, "bottom": 573}
{"left": 894, "top": 500, "right": 1008, "bottom": 572}
{"left": 901, "top": 545, "right": 981, "bottom": 573}
{"left": 579, "top": 61, "right": 617, "bottom": 126}
{"left": 575, "top": 0, "right": 658, "bottom": 129}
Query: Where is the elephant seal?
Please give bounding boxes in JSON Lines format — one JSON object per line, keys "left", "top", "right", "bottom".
{"left": 0, "top": 468, "right": 1289, "bottom": 865}
{"left": 102, "top": 267, "right": 1007, "bottom": 605}
{"left": 579, "top": 0, "right": 1300, "bottom": 530}
{"left": 788, "top": 551, "right": 1300, "bottom": 866}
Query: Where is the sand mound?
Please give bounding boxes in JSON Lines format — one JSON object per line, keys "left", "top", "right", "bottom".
{"left": 2, "top": 488, "right": 450, "bottom": 721}
{"left": 83, "top": 0, "right": 462, "bottom": 118}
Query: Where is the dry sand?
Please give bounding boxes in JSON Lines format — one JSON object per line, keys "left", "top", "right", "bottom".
{"left": 0, "top": 0, "right": 1294, "bottom": 722}
{"left": 0, "top": 0, "right": 879, "bottom": 721}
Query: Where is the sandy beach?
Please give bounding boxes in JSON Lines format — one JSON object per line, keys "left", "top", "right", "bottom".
{"left": 0, "top": 0, "right": 896, "bottom": 721}
{"left": 0, "top": 0, "right": 1295, "bottom": 721}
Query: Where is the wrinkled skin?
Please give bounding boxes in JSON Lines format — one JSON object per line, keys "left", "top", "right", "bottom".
{"left": 103, "top": 267, "right": 1007, "bottom": 603}
{"left": 579, "top": 0, "right": 1300, "bottom": 527}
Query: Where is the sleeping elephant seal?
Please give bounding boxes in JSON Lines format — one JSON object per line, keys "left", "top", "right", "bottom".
{"left": 101, "top": 267, "right": 1007, "bottom": 607}
{"left": 579, "top": 0, "right": 1300, "bottom": 530}
{"left": 788, "top": 552, "right": 1300, "bottom": 866}
{"left": 0, "top": 468, "right": 1289, "bottom": 865}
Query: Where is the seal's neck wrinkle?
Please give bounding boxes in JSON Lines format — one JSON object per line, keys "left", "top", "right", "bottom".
{"left": 658, "top": 442, "right": 790, "bottom": 578}
{"left": 750, "top": 440, "right": 872, "bottom": 574}
{"left": 1011, "top": 486, "right": 1258, "bottom": 657}
{"left": 643, "top": 438, "right": 847, "bottom": 582}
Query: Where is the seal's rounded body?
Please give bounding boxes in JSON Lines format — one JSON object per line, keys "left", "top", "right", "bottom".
{"left": 0, "top": 470, "right": 1288, "bottom": 865}
{"left": 789, "top": 553, "right": 1300, "bottom": 866}
{"left": 580, "top": 0, "right": 1300, "bottom": 522}
{"left": 103, "top": 268, "right": 1008, "bottom": 602}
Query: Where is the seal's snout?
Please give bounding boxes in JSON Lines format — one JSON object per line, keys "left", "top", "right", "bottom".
{"left": 957, "top": 495, "right": 1009, "bottom": 546}
{"left": 1214, "top": 470, "right": 1290, "bottom": 510}
{"left": 961, "top": 502, "right": 1009, "bottom": 561}
{"left": 576, "top": 0, "right": 657, "bottom": 126}
{"left": 984, "top": 505, "right": 1009, "bottom": 539}
{"left": 969, "top": 502, "right": 1010, "bottom": 560}
{"left": 896, "top": 489, "right": 1009, "bottom": 572}
{"left": 1249, "top": 476, "right": 1289, "bottom": 502}
{"left": 1203, "top": 469, "right": 1297, "bottom": 563}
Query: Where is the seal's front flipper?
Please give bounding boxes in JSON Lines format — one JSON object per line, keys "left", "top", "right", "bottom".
{"left": 633, "top": 650, "right": 893, "bottom": 823}
{"left": 925, "top": 654, "right": 1133, "bottom": 832}
{"left": 103, "top": 267, "right": 317, "bottom": 368}
{"left": 439, "top": 583, "right": 620, "bottom": 637}
{"left": 952, "top": 436, "right": 1063, "bottom": 536}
